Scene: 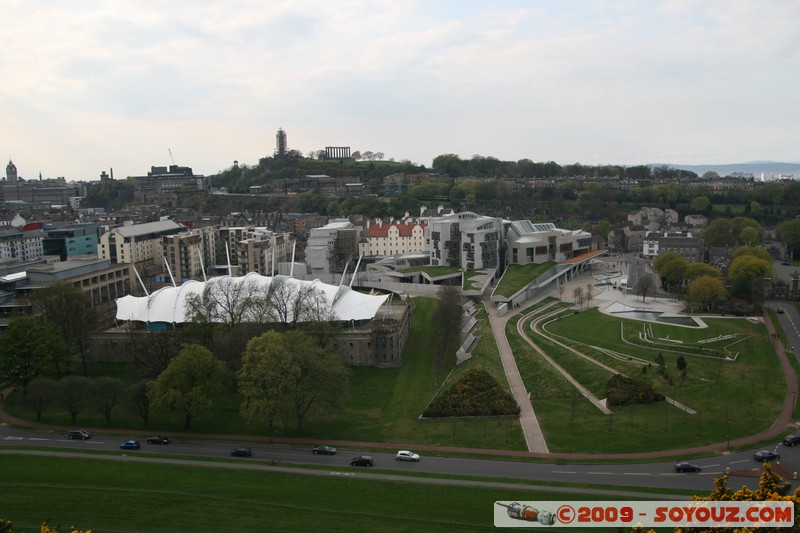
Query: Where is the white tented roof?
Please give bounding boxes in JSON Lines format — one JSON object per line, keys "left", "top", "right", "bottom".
{"left": 116, "top": 273, "right": 389, "bottom": 324}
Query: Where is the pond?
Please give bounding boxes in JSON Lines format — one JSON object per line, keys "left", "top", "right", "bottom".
{"left": 613, "top": 310, "right": 700, "bottom": 327}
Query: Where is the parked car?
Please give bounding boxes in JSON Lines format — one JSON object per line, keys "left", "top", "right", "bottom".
{"left": 68, "top": 429, "right": 91, "bottom": 440}
{"left": 674, "top": 462, "right": 702, "bottom": 473}
{"left": 119, "top": 440, "right": 141, "bottom": 450}
{"left": 312, "top": 444, "right": 337, "bottom": 455}
{"left": 350, "top": 455, "right": 373, "bottom": 467}
{"left": 783, "top": 435, "right": 800, "bottom": 447}
{"left": 754, "top": 450, "right": 780, "bottom": 462}
{"left": 231, "top": 447, "right": 252, "bottom": 457}
{"left": 395, "top": 450, "right": 421, "bottom": 462}
{"left": 146, "top": 435, "right": 170, "bottom": 445}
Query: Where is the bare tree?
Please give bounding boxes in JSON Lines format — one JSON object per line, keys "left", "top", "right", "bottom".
{"left": 432, "top": 285, "right": 463, "bottom": 381}
{"left": 635, "top": 275, "right": 655, "bottom": 303}
{"left": 184, "top": 277, "right": 261, "bottom": 328}
{"left": 573, "top": 286, "right": 585, "bottom": 309}
{"left": 25, "top": 379, "right": 57, "bottom": 422}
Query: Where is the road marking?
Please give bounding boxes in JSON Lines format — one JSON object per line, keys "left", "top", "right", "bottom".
{"left": 730, "top": 459, "right": 749, "bottom": 464}
{"left": 552, "top": 470, "right": 576, "bottom": 474}
{"left": 3, "top": 436, "right": 23, "bottom": 440}
{"left": 623, "top": 472, "right": 650, "bottom": 476}
{"left": 28, "top": 438, "right": 50, "bottom": 441}
{"left": 587, "top": 472, "right": 613, "bottom": 475}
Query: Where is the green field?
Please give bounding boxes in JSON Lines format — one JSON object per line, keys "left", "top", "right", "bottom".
{"left": 494, "top": 262, "right": 556, "bottom": 298}
{"left": 0, "top": 453, "right": 660, "bottom": 533}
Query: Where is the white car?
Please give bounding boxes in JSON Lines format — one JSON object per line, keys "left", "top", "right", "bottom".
{"left": 395, "top": 450, "right": 421, "bottom": 462}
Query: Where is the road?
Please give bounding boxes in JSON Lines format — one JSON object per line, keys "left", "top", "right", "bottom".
{"left": 2, "top": 424, "right": 798, "bottom": 494}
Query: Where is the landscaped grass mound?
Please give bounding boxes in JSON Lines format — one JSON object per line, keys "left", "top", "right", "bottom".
{"left": 423, "top": 369, "right": 520, "bottom": 417}
{"left": 605, "top": 373, "right": 665, "bottom": 407}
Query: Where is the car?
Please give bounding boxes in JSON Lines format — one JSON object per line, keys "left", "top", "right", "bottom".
{"left": 312, "top": 444, "right": 337, "bottom": 455}
{"left": 783, "top": 435, "right": 800, "bottom": 447}
{"left": 350, "top": 455, "right": 373, "bottom": 467}
{"left": 754, "top": 450, "right": 780, "bottom": 462}
{"left": 231, "top": 447, "right": 252, "bottom": 457}
{"left": 777, "top": 308, "right": 785, "bottom": 314}
{"left": 782, "top": 261, "right": 792, "bottom": 266}
{"left": 119, "top": 439, "right": 141, "bottom": 450}
{"left": 68, "top": 429, "right": 91, "bottom": 440}
{"left": 674, "top": 462, "right": 702, "bottom": 473}
{"left": 395, "top": 450, "right": 421, "bottom": 462}
{"left": 146, "top": 435, "right": 170, "bottom": 445}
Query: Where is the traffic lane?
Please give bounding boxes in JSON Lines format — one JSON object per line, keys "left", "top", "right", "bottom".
{"left": 1, "top": 425, "right": 796, "bottom": 492}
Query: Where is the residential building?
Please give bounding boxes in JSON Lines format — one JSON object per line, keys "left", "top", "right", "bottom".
{"left": 643, "top": 231, "right": 705, "bottom": 262}
{"left": 685, "top": 214, "right": 708, "bottom": 229}
{"left": 358, "top": 219, "right": 427, "bottom": 257}
{"left": 98, "top": 219, "right": 186, "bottom": 277}
{"left": 161, "top": 226, "right": 218, "bottom": 282}
{"left": 236, "top": 228, "right": 293, "bottom": 276}
{"left": 0, "top": 225, "right": 46, "bottom": 264}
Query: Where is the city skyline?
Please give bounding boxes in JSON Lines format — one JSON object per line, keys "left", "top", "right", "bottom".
{"left": 1, "top": 1, "right": 799, "bottom": 181}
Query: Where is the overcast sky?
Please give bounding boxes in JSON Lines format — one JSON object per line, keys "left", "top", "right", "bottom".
{"left": 2, "top": 1, "right": 798, "bottom": 181}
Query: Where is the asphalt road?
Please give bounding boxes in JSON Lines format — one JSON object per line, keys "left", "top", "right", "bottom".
{"left": 2, "top": 424, "right": 798, "bottom": 494}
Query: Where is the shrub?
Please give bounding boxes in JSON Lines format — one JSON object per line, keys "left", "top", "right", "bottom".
{"left": 606, "top": 373, "right": 665, "bottom": 407}
{"left": 423, "top": 369, "right": 520, "bottom": 417}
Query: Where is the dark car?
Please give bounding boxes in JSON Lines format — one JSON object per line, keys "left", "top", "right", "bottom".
{"left": 68, "top": 429, "right": 91, "bottom": 440}
{"left": 146, "top": 435, "right": 170, "bottom": 445}
{"left": 231, "top": 447, "right": 252, "bottom": 457}
{"left": 783, "top": 435, "right": 800, "bottom": 447}
{"left": 754, "top": 450, "right": 780, "bottom": 462}
{"left": 350, "top": 455, "right": 373, "bottom": 467}
{"left": 120, "top": 439, "right": 141, "bottom": 450}
{"left": 312, "top": 444, "right": 337, "bottom": 455}
{"left": 675, "top": 462, "right": 702, "bottom": 473}
{"left": 777, "top": 308, "right": 785, "bottom": 314}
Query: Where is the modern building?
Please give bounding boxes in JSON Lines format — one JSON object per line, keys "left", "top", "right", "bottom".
{"left": 305, "top": 220, "right": 362, "bottom": 282}
{"left": 236, "top": 228, "right": 293, "bottom": 277}
{"left": 43, "top": 223, "right": 101, "bottom": 261}
{"left": 505, "top": 221, "right": 593, "bottom": 265}
{"left": 161, "top": 226, "right": 218, "bottom": 283}
{"left": 428, "top": 212, "right": 503, "bottom": 270}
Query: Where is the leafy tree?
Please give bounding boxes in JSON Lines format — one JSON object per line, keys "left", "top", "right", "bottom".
{"left": 728, "top": 254, "right": 773, "bottom": 302}
{"left": 690, "top": 195, "right": 711, "bottom": 213}
{"left": 26, "top": 282, "right": 98, "bottom": 377}
{"left": 733, "top": 245, "right": 773, "bottom": 263}
{"left": 776, "top": 216, "right": 800, "bottom": 258}
{"left": 676, "top": 355, "right": 687, "bottom": 380}
{"left": 90, "top": 377, "right": 126, "bottom": 425}
{"left": 237, "top": 330, "right": 349, "bottom": 434}
{"left": 24, "top": 378, "right": 57, "bottom": 422}
{"left": 58, "top": 375, "right": 91, "bottom": 424}
{"left": 686, "top": 276, "right": 727, "bottom": 312}
{"left": 688, "top": 463, "right": 800, "bottom": 532}
{"left": 423, "top": 369, "right": 519, "bottom": 416}
{"left": 684, "top": 262, "right": 721, "bottom": 281}
{"left": 653, "top": 253, "right": 687, "bottom": 289}
{"left": 148, "top": 344, "right": 230, "bottom": 428}
{"left": 0, "top": 317, "right": 68, "bottom": 397}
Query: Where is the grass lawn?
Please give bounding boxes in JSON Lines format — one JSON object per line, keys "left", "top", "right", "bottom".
{"left": 398, "top": 265, "right": 462, "bottom": 277}
{"left": 0, "top": 454, "right": 685, "bottom": 533}
{"left": 506, "top": 307, "right": 788, "bottom": 454}
{"left": 494, "top": 262, "right": 556, "bottom": 298}
{"left": 6, "top": 298, "right": 525, "bottom": 451}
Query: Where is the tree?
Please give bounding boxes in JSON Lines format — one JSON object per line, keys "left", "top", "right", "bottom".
{"left": 237, "top": 330, "right": 349, "bottom": 434}
{"left": 728, "top": 254, "right": 773, "bottom": 302}
{"left": 351, "top": 151, "right": 362, "bottom": 160}
{"left": 58, "top": 375, "right": 91, "bottom": 424}
{"left": 184, "top": 276, "right": 261, "bottom": 328}
{"left": 686, "top": 276, "right": 727, "bottom": 312}
{"left": 90, "top": 377, "right": 126, "bottom": 425}
{"left": 676, "top": 355, "right": 688, "bottom": 380}
{"left": 684, "top": 262, "right": 721, "bottom": 281}
{"left": 26, "top": 282, "right": 98, "bottom": 377}
{"left": 690, "top": 195, "right": 711, "bottom": 213}
{"left": 128, "top": 380, "right": 151, "bottom": 426}
{"left": 148, "top": 344, "right": 230, "bottom": 428}
{"left": 635, "top": 274, "right": 655, "bottom": 303}
{"left": 432, "top": 285, "right": 462, "bottom": 381}
{"left": 776, "top": 216, "right": 800, "bottom": 258}
{"left": 25, "top": 378, "right": 57, "bottom": 422}
{"left": 573, "top": 286, "right": 585, "bottom": 308}
{"left": 0, "top": 317, "right": 68, "bottom": 398}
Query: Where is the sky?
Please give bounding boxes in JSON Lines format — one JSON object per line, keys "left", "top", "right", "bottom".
{"left": 1, "top": 0, "right": 799, "bottom": 181}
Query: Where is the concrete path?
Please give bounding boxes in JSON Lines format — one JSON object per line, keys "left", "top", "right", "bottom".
{"left": 482, "top": 294, "right": 551, "bottom": 453}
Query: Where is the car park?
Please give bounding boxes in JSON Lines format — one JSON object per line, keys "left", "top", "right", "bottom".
{"left": 146, "top": 435, "right": 170, "bottom": 445}
{"left": 120, "top": 439, "right": 141, "bottom": 450}
{"left": 754, "top": 450, "right": 780, "bottom": 462}
{"left": 68, "top": 429, "right": 91, "bottom": 440}
{"left": 674, "top": 462, "right": 701, "bottom": 473}
{"left": 312, "top": 444, "right": 337, "bottom": 455}
{"left": 231, "top": 447, "right": 252, "bottom": 457}
{"left": 395, "top": 450, "right": 421, "bottom": 462}
{"left": 350, "top": 455, "right": 373, "bottom": 467}
{"left": 783, "top": 435, "right": 800, "bottom": 447}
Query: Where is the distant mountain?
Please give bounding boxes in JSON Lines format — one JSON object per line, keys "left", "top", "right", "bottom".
{"left": 651, "top": 161, "right": 800, "bottom": 177}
